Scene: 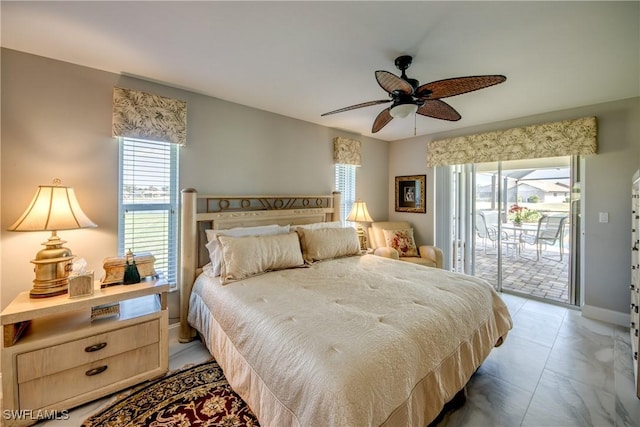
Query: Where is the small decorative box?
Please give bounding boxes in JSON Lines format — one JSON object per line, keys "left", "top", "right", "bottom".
{"left": 91, "top": 303, "right": 120, "bottom": 321}
{"left": 68, "top": 271, "right": 95, "bottom": 298}
{"left": 101, "top": 252, "right": 156, "bottom": 286}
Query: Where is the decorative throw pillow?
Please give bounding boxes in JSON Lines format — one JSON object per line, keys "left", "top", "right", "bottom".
{"left": 204, "top": 224, "right": 290, "bottom": 276}
{"left": 217, "top": 232, "right": 304, "bottom": 284}
{"left": 296, "top": 227, "right": 360, "bottom": 263}
{"left": 382, "top": 228, "right": 419, "bottom": 257}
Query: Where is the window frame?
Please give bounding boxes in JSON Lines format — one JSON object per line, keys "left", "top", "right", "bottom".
{"left": 117, "top": 137, "right": 179, "bottom": 287}
{"left": 334, "top": 163, "right": 357, "bottom": 226}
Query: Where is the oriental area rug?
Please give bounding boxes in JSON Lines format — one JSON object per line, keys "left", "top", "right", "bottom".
{"left": 82, "top": 359, "right": 258, "bottom": 427}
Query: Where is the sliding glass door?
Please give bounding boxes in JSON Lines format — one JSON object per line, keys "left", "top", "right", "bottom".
{"left": 448, "top": 156, "right": 579, "bottom": 305}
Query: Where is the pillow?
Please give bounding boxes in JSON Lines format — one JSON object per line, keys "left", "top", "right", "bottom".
{"left": 205, "top": 224, "right": 290, "bottom": 276}
{"left": 293, "top": 221, "right": 343, "bottom": 255}
{"left": 383, "top": 228, "right": 419, "bottom": 257}
{"left": 201, "top": 262, "right": 217, "bottom": 279}
{"left": 293, "top": 221, "right": 342, "bottom": 230}
{"left": 296, "top": 227, "right": 360, "bottom": 263}
{"left": 217, "top": 232, "right": 304, "bottom": 284}
{"left": 204, "top": 224, "right": 286, "bottom": 243}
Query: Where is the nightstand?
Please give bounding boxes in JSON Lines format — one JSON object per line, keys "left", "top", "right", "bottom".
{"left": 1, "top": 280, "right": 169, "bottom": 426}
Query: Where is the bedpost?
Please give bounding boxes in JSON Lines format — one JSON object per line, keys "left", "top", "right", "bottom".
{"left": 332, "top": 191, "right": 341, "bottom": 222}
{"left": 179, "top": 188, "right": 198, "bottom": 343}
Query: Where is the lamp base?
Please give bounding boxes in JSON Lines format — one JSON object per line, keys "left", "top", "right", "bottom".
{"left": 29, "top": 232, "right": 74, "bottom": 298}
{"left": 29, "top": 258, "right": 73, "bottom": 298}
{"left": 30, "top": 279, "right": 69, "bottom": 298}
{"left": 355, "top": 224, "right": 368, "bottom": 251}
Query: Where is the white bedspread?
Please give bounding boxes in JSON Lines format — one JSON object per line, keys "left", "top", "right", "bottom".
{"left": 188, "top": 254, "right": 512, "bottom": 427}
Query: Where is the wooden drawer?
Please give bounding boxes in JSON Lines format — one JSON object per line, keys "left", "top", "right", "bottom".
{"left": 18, "top": 344, "right": 159, "bottom": 409}
{"left": 16, "top": 320, "right": 159, "bottom": 383}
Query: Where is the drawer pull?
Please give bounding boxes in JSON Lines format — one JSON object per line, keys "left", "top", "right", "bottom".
{"left": 85, "top": 342, "right": 107, "bottom": 352}
{"left": 85, "top": 365, "right": 108, "bottom": 376}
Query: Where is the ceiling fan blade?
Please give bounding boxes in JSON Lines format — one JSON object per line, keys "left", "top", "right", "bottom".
{"left": 416, "top": 75, "right": 506, "bottom": 99}
{"left": 417, "top": 100, "right": 461, "bottom": 121}
{"left": 321, "top": 100, "right": 390, "bottom": 116}
{"left": 375, "top": 71, "right": 413, "bottom": 95}
{"left": 372, "top": 108, "right": 393, "bottom": 133}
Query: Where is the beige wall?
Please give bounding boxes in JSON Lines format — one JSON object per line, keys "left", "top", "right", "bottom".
{"left": 387, "top": 139, "right": 437, "bottom": 247}
{"left": 3, "top": 47, "right": 638, "bottom": 325}
{"left": 0, "top": 49, "right": 389, "bottom": 316}
{"left": 389, "top": 97, "right": 640, "bottom": 322}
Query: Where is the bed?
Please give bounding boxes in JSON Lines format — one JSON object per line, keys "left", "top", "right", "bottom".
{"left": 179, "top": 190, "right": 512, "bottom": 427}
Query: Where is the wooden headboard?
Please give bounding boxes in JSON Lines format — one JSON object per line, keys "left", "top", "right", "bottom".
{"left": 178, "top": 189, "right": 341, "bottom": 342}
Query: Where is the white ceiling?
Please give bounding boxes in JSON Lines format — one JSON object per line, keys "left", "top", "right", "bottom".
{"left": 2, "top": 1, "right": 638, "bottom": 142}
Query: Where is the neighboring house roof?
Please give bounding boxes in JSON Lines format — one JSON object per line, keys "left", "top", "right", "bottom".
{"left": 518, "top": 181, "right": 570, "bottom": 193}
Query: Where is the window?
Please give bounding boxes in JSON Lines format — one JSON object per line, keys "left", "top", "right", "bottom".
{"left": 118, "top": 138, "right": 179, "bottom": 287}
{"left": 334, "top": 164, "right": 357, "bottom": 225}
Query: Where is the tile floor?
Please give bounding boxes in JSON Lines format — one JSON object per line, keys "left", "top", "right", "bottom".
{"left": 41, "top": 293, "right": 640, "bottom": 426}
{"left": 436, "top": 293, "right": 640, "bottom": 427}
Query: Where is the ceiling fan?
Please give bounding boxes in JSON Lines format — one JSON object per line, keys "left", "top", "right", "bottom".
{"left": 321, "top": 55, "right": 506, "bottom": 133}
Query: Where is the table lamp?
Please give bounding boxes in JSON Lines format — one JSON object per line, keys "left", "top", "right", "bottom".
{"left": 347, "top": 200, "right": 374, "bottom": 250}
{"left": 8, "top": 179, "right": 97, "bottom": 298}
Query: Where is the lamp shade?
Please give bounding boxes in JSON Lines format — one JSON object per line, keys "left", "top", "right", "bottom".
{"left": 9, "top": 182, "right": 97, "bottom": 232}
{"left": 390, "top": 103, "right": 418, "bottom": 119}
{"left": 347, "top": 201, "right": 374, "bottom": 223}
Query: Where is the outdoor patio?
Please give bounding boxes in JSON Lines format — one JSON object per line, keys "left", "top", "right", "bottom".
{"left": 472, "top": 237, "right": 570, "bottom": 304}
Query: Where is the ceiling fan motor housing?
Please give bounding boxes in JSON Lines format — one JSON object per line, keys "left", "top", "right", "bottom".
{"left": 393, "top": 93, "right": 424, "bottom": 107}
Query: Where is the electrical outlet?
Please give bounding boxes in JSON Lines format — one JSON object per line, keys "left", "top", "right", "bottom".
{"left": 599, "top": 212, "right": 609, "bottom": 223}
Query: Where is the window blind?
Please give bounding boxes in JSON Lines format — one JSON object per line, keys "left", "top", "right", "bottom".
{"left": 335, "top": 164, "right": 357, "bottom": 225}
{"left": 118, "top": 138, "right": 178, "bottom": 286}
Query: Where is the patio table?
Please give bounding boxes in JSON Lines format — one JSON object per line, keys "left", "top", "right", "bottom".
{"left": 499, "top": 223, "right": 537, "bottom": 256}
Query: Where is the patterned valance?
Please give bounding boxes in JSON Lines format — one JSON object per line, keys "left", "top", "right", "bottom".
{"left": 333, "top": 137, "right": 361, "bottom": 166}
{"left": 112, "top": 87, "right": 187, "bottom": 146}
{"left": 427, "top": 116, "right": 597, "bottom": 167}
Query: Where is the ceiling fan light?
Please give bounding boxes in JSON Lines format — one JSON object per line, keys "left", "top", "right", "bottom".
{"left": 390, "top": 103, "right": 418, "bottom": 119}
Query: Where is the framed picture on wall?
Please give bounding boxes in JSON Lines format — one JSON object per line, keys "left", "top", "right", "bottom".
{"left": 395, "top": 175, "right": 426, "bottom": 213}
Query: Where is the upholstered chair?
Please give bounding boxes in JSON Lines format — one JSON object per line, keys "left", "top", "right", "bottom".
{"left": 367, "top": 221, "right": 443, "bottom": 269}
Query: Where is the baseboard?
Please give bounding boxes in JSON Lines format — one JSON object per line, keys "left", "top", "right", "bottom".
{"left": 169, "top": 321, "right": 180, "bottom": 342}
{"left": 581, "top": 304, "right": 630, "bottom": 327}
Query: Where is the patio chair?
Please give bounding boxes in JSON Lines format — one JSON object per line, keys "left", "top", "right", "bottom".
{"left": 519, "top": 214, "right": 568, "bottom": 261}
{"left": 475, "top": 211, "right": 507, "bottom": 254}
